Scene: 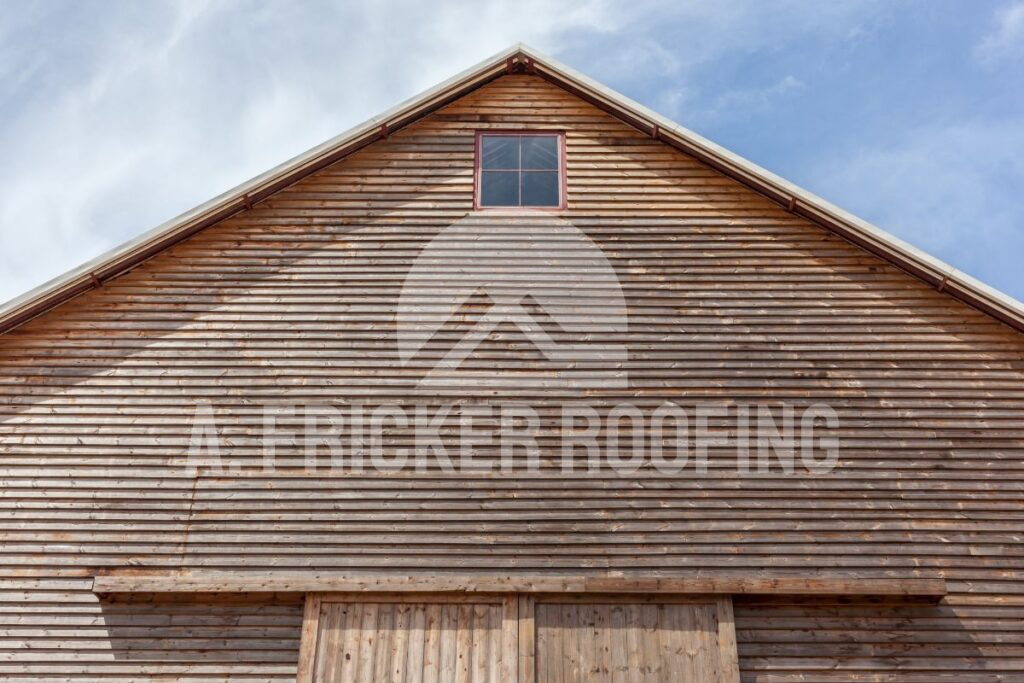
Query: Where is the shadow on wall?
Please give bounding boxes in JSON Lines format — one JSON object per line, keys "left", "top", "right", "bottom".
{"left": 97, "top": 594, "right": 990, "bottom": 680}
{"left": 734, "top": 596, "right": 991, "bottom": 678}
{"left": 99, "top": 593, "right": 303, "bottom": 677}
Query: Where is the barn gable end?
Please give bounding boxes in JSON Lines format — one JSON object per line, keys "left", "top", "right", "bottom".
{"left": 1, "top": 49, "right": 1022, "bottom": 682}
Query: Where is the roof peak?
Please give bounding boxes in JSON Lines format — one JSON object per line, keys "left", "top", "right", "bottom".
{"left": 2, "top": 44, "right": 1023, "bottom": 335}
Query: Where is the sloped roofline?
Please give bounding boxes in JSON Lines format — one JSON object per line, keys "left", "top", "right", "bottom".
{"left": 2, "top": 43, "right": 1023, "bottom": 334}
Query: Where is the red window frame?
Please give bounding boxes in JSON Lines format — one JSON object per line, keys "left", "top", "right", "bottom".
{"left": 473, "top": 130, "right": 567, "bottom": 211}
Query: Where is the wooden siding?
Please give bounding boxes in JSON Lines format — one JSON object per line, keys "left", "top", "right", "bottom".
{"left": 0, "top": 73, "right": 1022, "bottom": 681}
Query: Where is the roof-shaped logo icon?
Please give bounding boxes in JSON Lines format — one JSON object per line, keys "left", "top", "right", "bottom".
{"left": 398, "top": 210, "right": 628, "bottom": 389}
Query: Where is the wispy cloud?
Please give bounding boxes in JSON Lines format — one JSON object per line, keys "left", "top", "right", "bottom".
{"left": 975, "top": 1, "right": 1024, "bottom": 64}
{"left": 809, "top": 118, "right": 1024, "bottom": 298}
{"left": 671, "top": 75, "right": 804, "bottom": 127}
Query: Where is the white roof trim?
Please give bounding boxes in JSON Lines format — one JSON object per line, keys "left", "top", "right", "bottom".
{"left": 2, "top": 42, "right": 1023, "bottom": 334}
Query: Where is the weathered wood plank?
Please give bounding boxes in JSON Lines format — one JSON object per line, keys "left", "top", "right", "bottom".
{"left": 295, "top": 594, "right": 322, "bottom": 683}
{"left": 716, "top": 596, "right": 741, "bottom": 683}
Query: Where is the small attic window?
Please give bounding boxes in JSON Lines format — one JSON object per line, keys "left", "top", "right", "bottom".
{"left": 475, "top": 132, "right": 565, "bottom": 209}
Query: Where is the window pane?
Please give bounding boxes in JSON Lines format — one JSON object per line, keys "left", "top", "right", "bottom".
{"left": 521, "top": 171, "right": 560, "bottom": 207}
{"left": 480, "top": 171, "right": 519, "bottom": 206}
{"left": 521, "top": 136, "right": 559, "bottom": 169}
{"left": 481, "top": 136, "right": 519, "bottom": 169}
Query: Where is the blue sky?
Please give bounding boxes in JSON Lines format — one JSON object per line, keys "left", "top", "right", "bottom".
{"left": 2, "top": 1, "right": 1023, "bottom": 303}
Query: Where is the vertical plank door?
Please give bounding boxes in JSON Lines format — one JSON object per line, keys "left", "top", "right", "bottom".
{"left": 531, "top": 599, "right": 738, "bottom": 683}
{"left": 298, "top": 595, "right": 517, "bottom": 683}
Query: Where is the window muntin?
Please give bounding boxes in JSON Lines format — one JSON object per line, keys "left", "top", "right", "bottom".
{"left": 476, "top": 133, "right": 564, "bottom": 208}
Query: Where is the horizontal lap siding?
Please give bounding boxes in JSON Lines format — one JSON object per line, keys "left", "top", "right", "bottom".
{"left": 0, "top": 583, "right": 302, "bottom": 682}
{"left": 0, "top": 74, "right": 1022, "bottom": 679}
{"left": 734, "top": 595, "right": 1024, "bottom": 682}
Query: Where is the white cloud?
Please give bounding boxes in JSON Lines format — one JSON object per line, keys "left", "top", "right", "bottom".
{"left": 976, "top": 1, "right": 1024, "bottom": 64}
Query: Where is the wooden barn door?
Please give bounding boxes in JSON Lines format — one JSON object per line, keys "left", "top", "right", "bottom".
{"left": 525, "top": 596, "right": 739, "bottom": 683}
{"left": 297, "top": 594, "right": 738, "bottom": 683}
{"left": 297, "top": 594, "right": 519, "bottom": 683}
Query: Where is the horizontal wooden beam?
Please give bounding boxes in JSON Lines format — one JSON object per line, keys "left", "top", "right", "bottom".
{"left": 92, "top": 572, "right": 947, "bottom": 599}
